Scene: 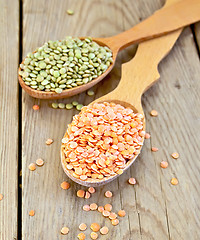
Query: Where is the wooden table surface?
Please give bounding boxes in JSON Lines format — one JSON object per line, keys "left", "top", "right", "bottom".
{"left": 0, "top": 0, "right": 200, "bottom": 239}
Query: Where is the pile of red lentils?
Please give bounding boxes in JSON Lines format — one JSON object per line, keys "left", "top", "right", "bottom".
{"left": 61, "top": 102, "right": 145, "bottom": 181}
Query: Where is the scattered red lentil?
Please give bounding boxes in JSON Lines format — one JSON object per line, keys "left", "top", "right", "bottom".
{"left": 90, "top": 223, "right": 100, "bottom": 232}
{"left": 104, "top": 204, "right": 112, "bottom": 212}
{"left": 88, "top": 187, "right": 96, "bottom": 194}
{"left": 98, "top": 206, "right": 104, "bottom": 213}
{"left": 100, "top": 226, "right": 109, "bottom": 235}
{"left": 79, "top": 223, "right": 87, "bottom": 231}
{"left": 90, "top": 203, "right": 98, "bottom": 211}
{"left": 28, "top": 163, "right": 36, "bottom": 171}
{"left": 61, "top": 181, "right": 70, "bottom": 190}
{"left": 32, "top": 105, "right": 39, "bottom": 110}
{"left": 62, "top": 102, "right": 144, "bottom": 180}
{"left": 145, "top": 133, "right": 151, "bottom": 139}
{"left": 171, "top": 152, "right": 179, "bottom": 159}
{"left": 109, "top": 212, "right": 117, "bottom": 220}
{"left": 29, "top": 210, "right": 35, "bottom": 216}
{"left": 128, "top": 178, "right": 136, "bottom": 185}
{"left": 91, "top": 232, "right": 98, "bottom": 239}
{"left": 46, "top": 138, "right": 54, "bottom": 145}
{"left": 77, "top": 190, "right": 85, "bottom": 198}
{"left": 77, "top": 232, "right": 86, "bottom": 240}
{"left": 150, "top": 110, "right": 158, "bottom": 117}
{"left": 118, "top": 210, "right": 126, "bottom": 217}
{"left": 102, "top": 210, "right": 110, "bottom": 217}
{"left": 36, "top": 158, "right": 44, "bottom": 166}
{"left": 85, "top": 191, "right": 91, "bottom": 199}
{"left": 83, "top": 205, "right": 90, "bottom": 211}
{"left": 0, "top": 194, "right": 3, "bottom": 201}
{"left": 61, "top": 227, "right": 69, "bottom": 235}
{"left": 111, "top": 219, "right": 119, "bottom": 226}
{"left": 105, "top": 191, "right": 112, "bottom": 198}
{"left": 160, "top": 161, "right": 168, "bottom": 169}
{"left": 151, "top": 147, "right": 158, "bottom": 152}
{"left": 171, "top": 178, "right": 178, "bottom": 185}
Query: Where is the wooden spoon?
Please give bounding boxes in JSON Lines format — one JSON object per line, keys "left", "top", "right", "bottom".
{"left": 19, "top": 0, "right": 200, "bottom": 99}
{"left": 61, "top": 0, "right": 183, "bottom": 187}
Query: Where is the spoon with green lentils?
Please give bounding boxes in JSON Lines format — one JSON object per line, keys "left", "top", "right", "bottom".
{"left": 18, "top": 1, "right": 200, "bottom": 99}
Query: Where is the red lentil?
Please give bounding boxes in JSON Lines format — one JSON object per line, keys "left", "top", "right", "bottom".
{"left": 83, "top": 205, "right": 90, "bottom": 211}
{"left": 105, "top": 191, "right": 112, "bottom": 198}
{"left": 77, "top": 232, "right": 86, "bottom": 240}
{"left": 160, "top": 161, "right": 168, "bottom": 169}
{"left": 32, "top": 105, "right": 39, "bottom": 110}
{"left": 85, "top": 191, "right": 91, "bottom": 199}
{"left": 61, "top": 227, "right": 69, "bottom": 235}
{"left": 29, "top": 163, "right": 36, "bottom": 171}
{"left": 61, "top": 181, "right": 70, "bottom": 190}
{"left": 88, "top": 187, "right": 95, "bottom": 194}
{"left": 79, "top": 223, "right": 87, "bottom": 231}
{"left": 77, "top": 190, "right": 85, "bottom": 198}
{"left": 90, "top": 203, "right": 98, "bottom": 211}
{"left": 171, "top": 152, "right": 179, "bottom": 159}
{"left": 91, "top": 232, "right": 98, "bottom": 239}
{"left": 151, "top": 147, "right": 158, "bottom": 152}
{"left": 100, "top": 226, "right": 109, "bottom": 235}
{"left": 128, "top": 178, "right": 136, "bottom": 185}
{"left": 111, "top": 219, "right": 119, "bottom": 226}
{"left": 145, "top": 133, "right": 151, "bottom": 139}
{"left": 118, "top": 210, "right": 126, "bottom": 217}
{"left": 0, "top": 194, "right": 3, "bottom": 201}
{"left": 171, "top": 178, "right": 178, "bottom": 185}
{"left": 62, "top": 102, "right": 144, "bottom": 180}
{"left": 104, "top": 204, "right": 112, "bottom": 212}
{"left": 46, "top": 138, "right": 53, "bottom": 145}
{"left": 36, "top": 158, "right": 44, "bottom": 166}
{"left": 29, "top": 210, "right": 35, "bottom": 216}
{"left": 90, "top": 223, "right": 100, "bottom": 232}
{"left": 150, "top": 110, "right": 158, "bottom": 116}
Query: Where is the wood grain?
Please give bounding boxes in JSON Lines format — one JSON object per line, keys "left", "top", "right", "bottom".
{"left": 21, "top": 0, "right": 200, "bottom": 239}
{"left": 0, "top": 0, "right": 19, "bottom": 239}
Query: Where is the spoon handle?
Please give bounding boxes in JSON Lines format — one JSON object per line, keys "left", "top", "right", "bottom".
{"left": 109, "top": 0, "right": 182, "bottom": 113}
{"left": 107, "top": 0, "right": 199, "bottom": 51}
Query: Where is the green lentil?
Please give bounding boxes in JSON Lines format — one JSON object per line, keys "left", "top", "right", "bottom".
{"left": 76, "top": 104, "right": 84, "bottom": 111}
{"left": 19, "top": 37, "right": 113, "bottom": 93}
{"left": 51, "top": 103, "right": 58, "bottom": 108}
{"left": 87, "top": 89, "right": 95, "bottom": 96}
{"left": 66, "top": 103, "right": 73, "bottom": 110}
{"left": 58, "top": 103, "right": 65, "bottom": 109}
{"left": 72, "top": 101, "right": 78, "bottom": 106}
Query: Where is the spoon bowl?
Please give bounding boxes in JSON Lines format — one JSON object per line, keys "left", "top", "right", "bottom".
{"left": 61, "top": 97, "right": 145, "bottom": 187}
{"left": 19, "top": 0, "right": 200, "bottom": 99}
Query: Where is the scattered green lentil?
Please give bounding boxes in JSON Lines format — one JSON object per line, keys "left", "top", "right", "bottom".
{"left": 76, "top": 104, "right": 84, "bottom": 111}
{"left": 58, "top": 103, "right": 66, "bottom": 109}
{"left": 66, "top": 103, "right": 73, "bottom": 110}
{"left": 67, "top": 9, "right": 74, "bottom": 15}
{"left": 52, "top": 103, "right": 58, "bottom": 109}
{"left": 72, "top": 101, "right": 78, "bottom": 106}
{"left": 87, "top": 89, "right": 95, "bottom": 96}
{"left": 19, "top": 37, "right": 113, "bottom": 93}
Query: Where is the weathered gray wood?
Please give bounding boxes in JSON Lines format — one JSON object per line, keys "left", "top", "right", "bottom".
{"left": 21, "top": 0, "right": 200, "bottom": 239}
{"left": 0, "top": 0, "right": 19, "bottom": 239}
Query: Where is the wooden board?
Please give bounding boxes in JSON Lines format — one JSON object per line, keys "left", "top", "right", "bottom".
{"left": 21, "top": 0, "right": 200, "bottom": 239}
{"left": 0, "top": 0, "right": 19, "bottom": 239}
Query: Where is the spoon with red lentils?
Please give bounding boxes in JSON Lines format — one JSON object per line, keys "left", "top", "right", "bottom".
{"left": 61, "top": 0, "right": 185, "bottom": 186}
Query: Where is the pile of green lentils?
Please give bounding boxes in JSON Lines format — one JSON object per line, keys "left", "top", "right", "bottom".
{"left": 19, "top": 37, "right": 113, "bottom": 93}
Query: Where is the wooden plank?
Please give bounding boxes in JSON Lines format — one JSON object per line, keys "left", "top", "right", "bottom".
{"left": 21, "top": 0, "right": 200, "bottom": 239}
{"left": 0, "top": 0, "right": 19, "bottom": 239}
